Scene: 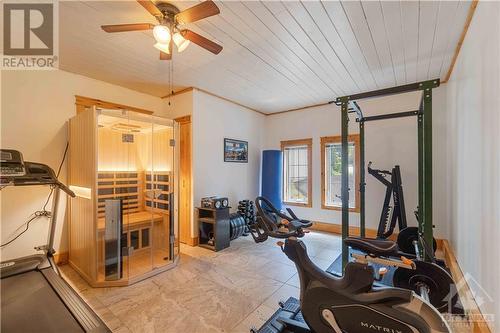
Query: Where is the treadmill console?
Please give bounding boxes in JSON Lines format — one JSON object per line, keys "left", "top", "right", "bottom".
{"left": 0, "top": 149, "right": 26, "bottom": 178}
{"left": 0, "top": 149, "right": 75, "bottom": 197}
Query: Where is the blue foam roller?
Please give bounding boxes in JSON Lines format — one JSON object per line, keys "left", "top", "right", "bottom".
{"left": 261, "top": 150, "right": 283, "bottom": 211}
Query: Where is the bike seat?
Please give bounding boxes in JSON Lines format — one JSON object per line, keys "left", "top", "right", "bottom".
{"left": 290, "top": 219, "right": 313, "bottom": 228}
{"left": 345, "top": 237, "right": 399, "bottom": 256}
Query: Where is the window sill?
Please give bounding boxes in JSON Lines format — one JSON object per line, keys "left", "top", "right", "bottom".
{"left": 321, "top": 204, "right": 360, "bottom": 213}
{"left": 283, "top": 201, "right": 312, "bottom": 208}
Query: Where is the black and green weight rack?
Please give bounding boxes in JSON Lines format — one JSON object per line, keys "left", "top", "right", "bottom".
{"left": 334, "top": 79, "right": 440, "bottom": 271}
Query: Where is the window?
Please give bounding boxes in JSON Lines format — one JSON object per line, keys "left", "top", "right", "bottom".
{"left": 281, "top": 139, "right": 312, "bottom": 207}
{"left": 321, "top": 135, "right": 360, "bottom": 212}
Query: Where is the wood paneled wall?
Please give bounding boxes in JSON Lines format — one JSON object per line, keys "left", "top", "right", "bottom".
{"left": 136, "top": 128, "right": 174, "bottom": 172}
{"left": 97, "top": 127, "right": 141, "bottom": 171}
{"left": 68, "top": 107, "right": 97, "bottom": 281}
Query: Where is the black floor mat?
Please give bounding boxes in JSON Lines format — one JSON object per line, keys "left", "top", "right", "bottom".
{"left": 1, "top": 271, "right": 83, "bottom": 332}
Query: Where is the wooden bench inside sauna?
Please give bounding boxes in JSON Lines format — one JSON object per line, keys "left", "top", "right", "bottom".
{"left": 96, "top": 170, "right": 172, "bottom": 281}
{"left": 68, "top": 107, "right": 178, "bottom": 287}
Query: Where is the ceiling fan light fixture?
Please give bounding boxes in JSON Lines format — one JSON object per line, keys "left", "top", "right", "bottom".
{"left": 154, "top": 42, "right": 170, "bottom": 54}
{"left": 173, "top": 32, "right": 190, "bottom": 52}
{"left": 102, "top": 1, "right": 223, "bottom": 58}
{"left": 153, "top": 25, "right": 171, "bottom": 44}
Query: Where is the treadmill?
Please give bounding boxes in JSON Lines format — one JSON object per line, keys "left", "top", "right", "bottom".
{"left": 0, "top": 149, "right": 110, "bottom": 333}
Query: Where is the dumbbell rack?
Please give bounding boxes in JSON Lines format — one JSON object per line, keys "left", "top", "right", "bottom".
{"left": 237, "top": 200, "right": 256, "bottom": 232}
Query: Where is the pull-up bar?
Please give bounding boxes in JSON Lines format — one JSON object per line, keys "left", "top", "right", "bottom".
{"left": 357, "top": 110, "right": 419, "bottom": 123}
{"left": 336, "top": 79, "right": 440, "bottom": 271}
{"left": 336, "top": 79, "right": 440, "bottom": 103}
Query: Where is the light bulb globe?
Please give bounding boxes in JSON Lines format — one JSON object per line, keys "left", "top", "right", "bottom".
{"left": 153, "top": 25, "right": 171, "bottom": 44}
{"left": 154, "top": 42, "right": 170, "bottom": 54}
{"left": 173, "top": 32, "right": 190, "bottom": 53}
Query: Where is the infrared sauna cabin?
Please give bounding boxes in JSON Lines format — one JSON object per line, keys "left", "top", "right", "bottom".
{"left": 68, "top": 106, "right": 179, "bottom": 286}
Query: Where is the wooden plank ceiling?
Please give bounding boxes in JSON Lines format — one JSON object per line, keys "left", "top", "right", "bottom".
{"left": 59, "top": 1, "right": 471, "bottom": 114}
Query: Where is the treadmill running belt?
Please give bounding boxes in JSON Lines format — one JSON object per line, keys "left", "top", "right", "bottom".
{"left": 1, "top": 271, "right": 83, "bottom": 332}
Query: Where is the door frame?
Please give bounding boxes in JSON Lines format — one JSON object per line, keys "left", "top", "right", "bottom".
{"left": 174, "top": 115, "right": 196, "bottom": 246}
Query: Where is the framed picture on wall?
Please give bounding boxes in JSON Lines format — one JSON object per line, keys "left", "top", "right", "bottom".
{"left": 224, "top": 138, "right": 248, "bottom": 163}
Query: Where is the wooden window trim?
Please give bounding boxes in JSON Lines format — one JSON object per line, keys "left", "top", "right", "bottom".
{"left": 280, "top": 138, "right": 313, "bottom": 208}
{"left": 320, "top": 135, "right": 360, "bottom": 213}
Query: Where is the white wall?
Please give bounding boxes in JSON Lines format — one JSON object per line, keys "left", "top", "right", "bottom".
{"left": 191, "top": 89, "right": 265, "bottom": 236}
{"left": 161, "top": 89, "right": 265, "bottom": 238}
{"left": 444, "top": 1, "right": 500, "bottom": 328}
{"left": 162, "top": 90, "right": 193, "bottom": 119}
{"left": 263, "top": 90, "right": 448, "bottom": 238}
{"left": 0, "top": 70, "right": 163, "bottom": 260}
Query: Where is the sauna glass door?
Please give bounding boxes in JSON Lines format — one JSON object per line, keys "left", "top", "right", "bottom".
{"left": 96, "top": 109, "right": 177, "bottom": 282}
{"left": 97, "top": 108, "right": 137, "bottom": 281}
{"left": 145, "top": 117, "right": 176, "bottom": 270}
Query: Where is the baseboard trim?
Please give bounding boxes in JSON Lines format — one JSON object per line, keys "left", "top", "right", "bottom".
{"left": 309, "top": 221, "right": 397, "bottom": 241}
{"left": 309, "top": 221, "right": 448, "bottom": 250}
{"left": 54, "top": 251, "right": 69, "bottom": 265}
{"left": 187, "top": 237, "right": 199, "bottom": 246}
{"left": 442, "top": 240, "right": 493, "bottom": 333}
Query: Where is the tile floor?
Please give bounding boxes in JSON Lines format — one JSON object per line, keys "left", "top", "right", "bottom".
{"left": 60, "top": 231, "right": 341, "bottom": 333}
{"left": 60, "top": 231, "right": 470, "bottom": 332}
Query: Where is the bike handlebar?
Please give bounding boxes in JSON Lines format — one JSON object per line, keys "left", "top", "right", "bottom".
{"left": 249, "top": 196, "right": 313, "bottom": 243}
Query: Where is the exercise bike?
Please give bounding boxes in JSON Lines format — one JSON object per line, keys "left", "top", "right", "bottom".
{"left": 327, "top": 163, "right": 457, "bottom": 312}
{"left": 345, "top": 235, "right": 457, "bottom": 313}
{"left": 249, "top": 196, "right": 451, "bottom": 333}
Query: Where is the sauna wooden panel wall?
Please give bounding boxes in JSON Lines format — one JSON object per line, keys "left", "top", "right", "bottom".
{"left": 68, "top": 108, "right": 97, "bottom": 281}
{"left": 97, "top": 171, "right": 143, "bottom": 218}
{"left": 97, "top": 127, "right": 141, "bottom": 171}
{"left": 144, "top": 171, "right": 171, "bottom": 213}
{"left": 136, "top": 128, "right": 174, "bottom": 172}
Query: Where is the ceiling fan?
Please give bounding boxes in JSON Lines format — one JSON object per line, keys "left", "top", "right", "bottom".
{"left": 101, "top": 0, "right": 223, "bottom": 60}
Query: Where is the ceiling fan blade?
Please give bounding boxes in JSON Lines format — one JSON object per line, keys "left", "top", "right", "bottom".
{"left": 182, "top": 30, "right": 222, "bottom": 54}
{"left": 159, "top": 40, "right": 173, "bottom": 60}
{"left": 137, "top": 0, "right": 162, "bottom": 17}
{"left": 175, "top": 0, "right": 220, "bottom": 24}
{"left": 101, "top": 23, "right": 154, "bottom": 33}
